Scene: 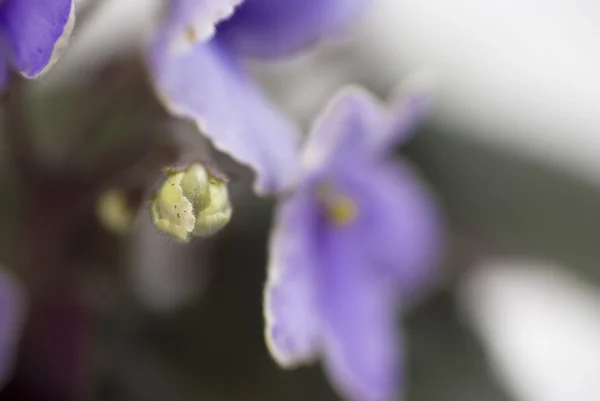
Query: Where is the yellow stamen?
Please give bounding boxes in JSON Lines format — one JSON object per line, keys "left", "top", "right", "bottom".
{"left": 317, "top": 183, "right": 358, "bottom": 226}
{"left": 185, "top": 26, "right": 198, "bottom": 44}
{"left": 327, "top": 195, "right": 358, "bottom": 226}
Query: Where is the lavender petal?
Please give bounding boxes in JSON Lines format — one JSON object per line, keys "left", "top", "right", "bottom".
{"left": 264, "top": 190, "right": 320, "bottom": 366}
{"left": 302, "top": 87, "right": 383, "bottom": 174}
{"left": 319, "top": 227, "right": 402, "bottom": 401}
{"left": 148, "top": 35, "right": 300, "bottom": 194}
{"left": 161, "top": 0, "right": 243, "bottom": 51}
{"left": 354, "top": 161, "right": 444, "bottom": 301}
{"left": 218, "top": 0, "right": 367, "bottom": 58}
{"left": 377, "top": 87, "right": 432, "bottom": 152}
{"left": 0, "top": 0, "right": 75, "bottom": 78}
{"left": 303, "top": 87, "right": 432, "bottom": 174}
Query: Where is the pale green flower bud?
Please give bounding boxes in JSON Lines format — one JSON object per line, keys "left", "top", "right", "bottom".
{"left": 96, "top": 189, "right": 136, "bottom": 235}
{"left": 151, "top": 164, "right": 232, "bottom": 242}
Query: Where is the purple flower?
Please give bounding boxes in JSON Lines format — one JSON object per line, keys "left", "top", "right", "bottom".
{"left": 148, "top": 0, "right": 367, "bottom": 194}
{"left": 264, "top": 87, "right": 443, "bottom": 401}
{"left": 0, "top": 268, "right": 25, "bottom": 389}
{"left": 0, "top": 0, "right": 75, "bottom": 84}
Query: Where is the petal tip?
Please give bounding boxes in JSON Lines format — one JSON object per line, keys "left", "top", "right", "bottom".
{"left": 263, "top": 279, "right": 318, "bottom": 369}
{"left": 168, "top": 0, "right": 244, "bottom": 52}
{"left": 21, "top": 1, "right": 75, "bottom": 79}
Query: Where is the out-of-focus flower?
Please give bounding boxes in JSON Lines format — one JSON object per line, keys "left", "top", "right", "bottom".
{"left": 96, "top": 189, "right": 138, "bottom": 235}
{"left": 151, "top": 163, "right": 232, "bottom": 242}
{"left": 148, "top": 0, "right": 367, "bottom": 194}
{"left": 0, "top": 0, "right": 75, "bottom": 83}
{"left": 264, "top": 87, "right": 443, "bottom": 401}
{"left": 0, "top": 268, "right": 25, "bottom": 389}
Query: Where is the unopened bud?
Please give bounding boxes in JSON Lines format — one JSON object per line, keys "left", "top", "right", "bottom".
{"left": 151, "top": 164, "right": 232, "bottom": 242}
{"left": 97, "top": 189, "right": 137, "bottom": 234}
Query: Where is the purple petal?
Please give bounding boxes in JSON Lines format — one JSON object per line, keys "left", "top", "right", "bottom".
{"left": 161, "top": 0, "right": 243, "bottom": 51}
{"left": 0, "top": 268, "right": 25, "bottom": 388}
{"left": 148, "top": 35, "right": 301, "bottom": 194}
{"left": 265, "top": 190, "right": 320, "bottom": 366}
{"left": 319, "top": 156, "right": 442, "bottom": 302}
{"left": 376, "top": 88, "right": 432, "bottom": 152}
{"left": 356, "top": 162, "right": 444, "bottom": 300}
{"left": 319, "top": 227, "right": 402, "bottom": 401}
{"left": 303, "top": 87, "right": 432, "bottom": 174}
{"left": 0, "top": 0, "right": 75, "bottom": 78}
{"left": 217, "top": 0, "right": 367, "bottom": 58}
{"left": 302, "top": 87, "right": 383, "bottom": 173}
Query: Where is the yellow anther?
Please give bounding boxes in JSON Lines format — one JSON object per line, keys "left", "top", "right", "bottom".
{"left": 185, "top": 25, "right": 198, "bottom": 44}
{"left": 326, "top": 194, "right": 358, "bottom": 226}
{"left": 317, "top": 183, "right": 358, "bottom": 226}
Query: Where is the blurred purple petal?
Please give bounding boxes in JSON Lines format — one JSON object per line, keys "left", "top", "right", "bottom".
{"left": 377, "top": 88, "right": 432, "bottom": 151}
{"left": 319, "top": 230, "right": 402, "bottom": 401}
{"left": 265, "top": 190, "right": 320, "bottom": 366}
{"left": 302, "top": 87, "right": 383, "bottom": 173}
{"left": 301, "top": 90, "right": 439, "bottom": 298}
{"left": 264, "top": 87, "right": 443, "bottom": 401}
{"left": 0, "top": 0, "right": 75, "bottom": 78}
{"left": 354, "top": 162, "right": 443, "bottom": 300}
{"left": 0, "top": 269, "right": 25, "bottom": 388}
{"left": 162, "top": 0, "right": 243, "bottom": 50}
{"left": 218, "top": 0, "right": 367, "bottom": 58}
{"left": 149, "top": 36, "right": 301, "bottom": 193}
{"left": 303, "top": 87, "right": 432, "bottom": 174}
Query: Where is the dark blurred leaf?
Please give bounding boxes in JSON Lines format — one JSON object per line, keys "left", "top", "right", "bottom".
{"left": 406, "top": 290, "right": 514, "bottom": 401}
{"left": 406, "top": 122, "right": 600, "bottom": 285}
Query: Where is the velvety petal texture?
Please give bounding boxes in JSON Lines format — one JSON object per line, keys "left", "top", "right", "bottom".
{"left": 149, "top": 36, "right": 300, "bottom": 193}
{"left": 265, "top": 87, "right": 443, "bottom": 401}
{"left": 350, "top": 163, "right": 443, "bottom": 299}
{"left": 319, "top": 228, "right": 402, "bottom": 401}
{"left": 218, "top": 0, "right": 367, "bottom": 58}
{"left": 0, "top": 0, "right": 75, "bottom": 78}
{"left": 302, "top": 88, "right": 383, "bottom": 173}
{"left": 303, "top": 87, "right": 431, "bottom": 173}
{"left": 0, "top": 268, "right": 25, "bottom": 388}
{"left": 264, "top": 190, "right": 320, "bottom": 366}
{"left": 149, "top": 0, "right": 307, "bottom": 193}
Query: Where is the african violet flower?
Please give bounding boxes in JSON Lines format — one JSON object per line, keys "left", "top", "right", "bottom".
{"left": 264, "top": 87, "right": 443, "bottom": 401}
{"left": 0, "top": 268, "right": 25, "bottom": 389}
{"left": 0, "top": 0, "right": 75, "bottom": 85}
{"left": 149, "top": 0, "right": 366, "bottom": 194}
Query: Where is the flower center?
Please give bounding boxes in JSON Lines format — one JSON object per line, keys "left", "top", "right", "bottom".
{"left": 185, "top": 26, "right": 199, "bottom": 44}
{"left": 317, "top": 183, "right": 358, "bottom": 226}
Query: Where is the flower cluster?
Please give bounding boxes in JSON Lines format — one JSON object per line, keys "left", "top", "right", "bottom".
{"left": 147, "top": 2, "right": 443, "bottom": 399}
{"left": 0, "top": 1, "right": 444, "bottom": 400}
